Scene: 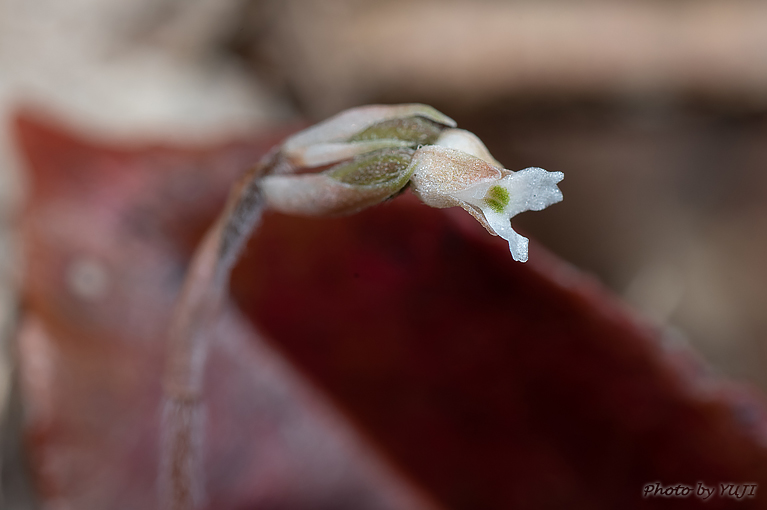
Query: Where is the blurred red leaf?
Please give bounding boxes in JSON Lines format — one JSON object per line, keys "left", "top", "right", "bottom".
{"left": 14, "top": 110, "right": 767, "bottom": 509}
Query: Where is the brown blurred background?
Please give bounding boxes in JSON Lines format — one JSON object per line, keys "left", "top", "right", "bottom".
{"left": 3, "top": 0, "right": 767, "bottom": 507}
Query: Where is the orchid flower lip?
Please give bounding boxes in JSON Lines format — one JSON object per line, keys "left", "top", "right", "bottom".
{"left": 449, "top": 167, "right": 564, "bottom": 262}
{"left": 407, "top": 143, "right": 563, "bottom": 263}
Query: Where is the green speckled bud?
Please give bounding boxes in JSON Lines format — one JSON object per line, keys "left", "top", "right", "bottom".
{"left": 281, "top": 104, "right": 455, "bottom": 168}
{"left": 328, "top": 148, "right": 416, "bottom": 187}
{"left": 262, "top": 148, "right": 417, "bottom": 216}
{"left": 348, "top": 117, "right": 444, "bottom": 145}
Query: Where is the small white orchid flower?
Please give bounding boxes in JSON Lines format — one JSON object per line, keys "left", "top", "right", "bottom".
{"left": 450, "top": 166, "right": 564, "bottom": 262}
{"left": 257, "top": 103, "right": 563, "bottom": 262}
{"left": 409, "top": 145, "right": 563, "bottom": 262}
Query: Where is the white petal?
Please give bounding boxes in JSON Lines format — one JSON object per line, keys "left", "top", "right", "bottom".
{"left": 503, "top": 167, "right": 564, "bottom": 216}
{"left": 484, "top": 209, "right": 530, "bottom": 262}
{"left": 449, "top": 167, "right": 563, "bottom": 262}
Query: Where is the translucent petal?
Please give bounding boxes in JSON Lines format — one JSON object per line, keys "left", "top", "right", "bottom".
{"left": 503, "top": 167, "right": 564, "bottom": 216}
{"left": 451, "top": 167, "right": 563, "bottom": 216}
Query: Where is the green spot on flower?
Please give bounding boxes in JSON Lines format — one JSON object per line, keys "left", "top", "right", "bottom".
{"left": 483, "top": 185, "right": 510, "bottom": 213}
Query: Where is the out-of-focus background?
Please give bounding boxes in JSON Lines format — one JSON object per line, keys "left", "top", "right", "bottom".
{"left": 3, "top": 0, "right": 767, "bottom": 507}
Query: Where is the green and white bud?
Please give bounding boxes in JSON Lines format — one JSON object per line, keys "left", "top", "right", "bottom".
{"left": 262, "top": 148, "right": 417, "bottom": 216}
{"left": 281, "top": 104, "right": 456, "bottom": 168}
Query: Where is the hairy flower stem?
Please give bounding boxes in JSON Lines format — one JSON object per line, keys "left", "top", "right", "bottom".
{"left": 160, "top": 150, "right": 283, "bottom": 510}
{"left": 157, "top": 103, "right": 562, "bottom": 509}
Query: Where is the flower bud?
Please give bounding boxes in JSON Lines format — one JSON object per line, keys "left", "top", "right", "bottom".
{"left": 280, "top": 104, "right": 456, "bottom": 168}
{"left": 261, "top": 148, "right": 417, "bottom": 216}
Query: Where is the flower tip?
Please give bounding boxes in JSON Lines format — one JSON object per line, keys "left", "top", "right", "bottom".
{"left": 544, "top": 167, "right": 563, "bottom": 179}
{"left": 512, "top": 167, "right": 564, "bottom": 211}
{"left": 508, "top": 233, "right": 529, "bottom": 263}
{"left": 549, "top": 170, "right": 565, "bottom": 201}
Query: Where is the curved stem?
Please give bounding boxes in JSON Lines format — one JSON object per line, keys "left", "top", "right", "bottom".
{"left": 159, "top": 150, "right": 283, "bottom": 510}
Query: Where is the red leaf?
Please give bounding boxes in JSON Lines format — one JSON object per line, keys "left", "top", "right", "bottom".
{"left": 15, "top": 110, "right": 767, "bottom": 509}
